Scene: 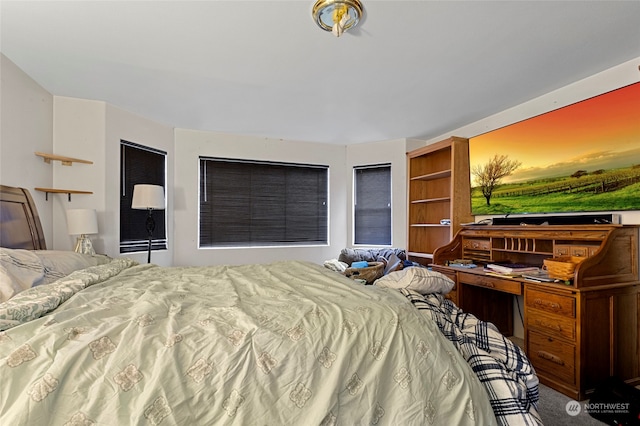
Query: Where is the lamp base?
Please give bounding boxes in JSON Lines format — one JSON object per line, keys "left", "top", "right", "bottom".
{"left": 74, "top": 235, "right": 95, "bottom": 255}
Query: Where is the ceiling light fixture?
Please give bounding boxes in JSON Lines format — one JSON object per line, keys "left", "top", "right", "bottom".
{"left": 312, "top": 0, "right": 364, "bottom": 37}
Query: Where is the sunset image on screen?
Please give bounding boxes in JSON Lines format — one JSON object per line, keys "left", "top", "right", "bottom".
{"left": 469, "top": 82, "right": 640, "bottom": 215}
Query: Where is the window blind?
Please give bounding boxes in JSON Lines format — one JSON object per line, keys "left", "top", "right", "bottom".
{"left": 199, "top": 157, "right": 328, "bottom": 247}
{"left": 120, "top": 141, "right": 167, "bottom": 253}
{"left": 354, "top": 164, "right": 391, "bottom": 245}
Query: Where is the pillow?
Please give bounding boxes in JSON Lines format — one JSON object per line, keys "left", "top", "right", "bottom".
{"left": 32, "top": 250, "right": 111, "bottom": 284}
{"left": 374, "top": 267, "right": 454, "bottom": 295}
{"left": 0, "top": 248, "right": 45, "bottom": 302}
{"left": 0, "top": 248, "right": 111, "bottom": 302}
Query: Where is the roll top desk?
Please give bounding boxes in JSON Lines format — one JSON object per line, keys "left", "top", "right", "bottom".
{"left": 431, "top": 224, "right": 639, "bottom": 400}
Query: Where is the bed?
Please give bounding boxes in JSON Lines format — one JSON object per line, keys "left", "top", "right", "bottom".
{"left": 0, "top": 184, "right": 541, "bottom": 425}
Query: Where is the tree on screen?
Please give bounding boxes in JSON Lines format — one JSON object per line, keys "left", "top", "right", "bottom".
{"left": 472, "top": 154, "right": 522, "bottom": 206}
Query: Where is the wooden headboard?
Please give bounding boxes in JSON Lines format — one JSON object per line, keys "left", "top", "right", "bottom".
{"left": 0, "top": 185, "right": 47, "bottom": 250}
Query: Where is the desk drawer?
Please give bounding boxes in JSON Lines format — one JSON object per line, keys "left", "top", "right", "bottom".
{"left": 528, "top": 330, "right": 576, "bottom": 385}
{"left": 527, "top": 310, "right": 576, "bottom": 341}
{"left": 525, "top": 288, "right": 575, "bottom": 318}
{"left": 555, "top": 244, "right": 597, "bottom": 257}
{"left": 458, "top": 272, "right": 522, "bottom": 295}
{"left": 462, "top": 238, "right": 491, "bottom": 251}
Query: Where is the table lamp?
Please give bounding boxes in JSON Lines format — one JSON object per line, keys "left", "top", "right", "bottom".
{"left": 66, "top": 208, "right": 98, "bottom": 255}
{"left": 131, "top": 184, "right": 165, "bottom": 263}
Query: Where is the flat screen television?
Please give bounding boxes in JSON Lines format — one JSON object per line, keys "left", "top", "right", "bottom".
{"left": 469, "top": 81, "right": 640, "bottom": 216}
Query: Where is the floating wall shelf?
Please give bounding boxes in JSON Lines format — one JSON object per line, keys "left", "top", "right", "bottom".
{"left": 34, "top": 152, "right": 94, "bottom": 201}
{"left": 35, "top": 187, "right": 94, "bottom": 202}
{"left": 35, "top": 152, "right": 93, "bottom": 166}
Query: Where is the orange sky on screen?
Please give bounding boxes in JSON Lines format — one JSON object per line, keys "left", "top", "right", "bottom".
{"left": 470, "top": 82, "right": 640, "bottom": 182}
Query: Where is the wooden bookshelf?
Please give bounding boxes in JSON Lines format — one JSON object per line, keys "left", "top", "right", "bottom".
{"left": 406, "top": 136, "right": 472, "bottom": 263}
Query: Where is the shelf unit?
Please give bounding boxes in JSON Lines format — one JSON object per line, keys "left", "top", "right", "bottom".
{"left": 34, "top": 152, "right": 93, "bottom": 201}
{"left": 406, "top": 136, "right": 472, "bottom": 264}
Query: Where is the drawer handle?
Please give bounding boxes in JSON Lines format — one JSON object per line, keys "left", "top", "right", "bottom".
{"left": 477, "top": 281, "right": 495, "bottom": 288}
{"left": 533, "top": 299, "right": 561, "bottom": 310}
{"left": 536, "top": 350, "right": 565, "bottom": 366}
{"left": 534, "top": 319, "right": 562, "bottom": 332}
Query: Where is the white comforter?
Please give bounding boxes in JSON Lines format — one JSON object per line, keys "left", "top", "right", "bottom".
{"left": 0, "top": 259, "right": 497, "bottom": 425}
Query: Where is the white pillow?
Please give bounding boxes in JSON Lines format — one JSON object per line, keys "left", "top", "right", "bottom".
{"left": 374, "top": 267, "right": 454, "bottom": 295}
{"left": 33, "top": 250, "right": 110, "bottom": 284}
{"left": 0, "top": 248, "right": 45, "bottom": 302}
{"left": 0, "top": 248, "right": 111, "bottom": 302}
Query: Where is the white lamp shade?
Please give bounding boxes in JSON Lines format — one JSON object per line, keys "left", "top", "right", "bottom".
{"left": 132, "top": 184, "right": 165, "bottom": 210}
{"left": 66, "top": 209, "right": 98, "bottom": 235}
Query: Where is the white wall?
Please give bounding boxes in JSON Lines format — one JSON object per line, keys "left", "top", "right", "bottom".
{"left": 47, "top": 97, "right": 175, "bottom": 265}
{"left": 4, "top": 52, "right": 639, "bottom": 272}
{"left": 52, "top": 97, "right": 106, "bottom": 251}
{"left": 423, "top": 56, "right": 640, "bottom": 225}
{"left": 105, "top": 104, "right": 174, "bottom": 265}
{"left": 173, "top": 129, "right": 347, "bottom": 266}
{"left": 174, "top": 135, "right": 425, "bottom": 267}
{"left": 418, "top": 56, "right": 640, "bottom": 339}
{"left": 345, "top": 138, "right": 424, "bottom": 250}
{"left": 0, "top": 54, "right": 54, "bottom": 243}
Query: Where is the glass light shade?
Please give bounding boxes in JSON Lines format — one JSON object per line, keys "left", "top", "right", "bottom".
{"left": 132, "top": 184, "right": 165, "bottom": 210}
{"left": 312, "top": 0, "right": 363, "bottom": 33}
{"left": 66, "top": 209, "right": 98, "bottom": 236}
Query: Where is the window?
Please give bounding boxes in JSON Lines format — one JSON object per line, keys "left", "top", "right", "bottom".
{"left": 199, "top": 157, "right": 328, "bottom": 247}
{"left": 120, "top": 140, "right": 167, "bottom": 253}
{"left": 354, "top": 164, "right": 391, "bottom": 245}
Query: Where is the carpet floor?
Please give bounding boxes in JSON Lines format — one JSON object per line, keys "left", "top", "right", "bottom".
{"left": 537, "top": 383, "right": 605, "bottom": 425}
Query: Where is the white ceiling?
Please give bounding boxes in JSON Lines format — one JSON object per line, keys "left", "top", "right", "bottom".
{"left": 2, "top": 1, "right": 639, "bottom": 145}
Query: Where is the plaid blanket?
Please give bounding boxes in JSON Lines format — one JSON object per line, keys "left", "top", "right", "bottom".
{"left": 401, "top": 289, "right": 542, "bottom": 426}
